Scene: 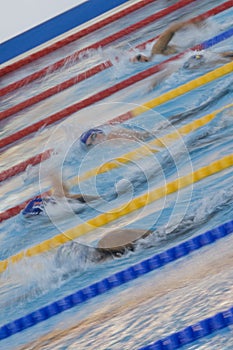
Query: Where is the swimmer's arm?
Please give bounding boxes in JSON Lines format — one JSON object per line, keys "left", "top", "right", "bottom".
{"left": 121, "top": 129, "right": 152, "bottom": 141}
{"left": 219, "top": 51, "right": 233, "bottom": 60}
{"left": 151, "top": 26, "right": 178, "bottom": 56}
{"left": 62, "top": 178, "right": 100, "bottom": 202}
{"left": 205, "top": 53, "right": 233, "bottom": 67}
{"left": 64, "top": 184, "right": 100, "bottom": 202}
{"left": 65, "top": 193, "right": 100, "bottom": 202}
{"left": 149, "top": 64, "right": 177, "bottom": 90}
{"left": 50, "top": 174, "right": 99, "bottom": 202}
{"left": 151, "top": 19, "right": 204, "bottom": 57}
{"left": 108, "top": 128, "right": 151, "bottom": 141}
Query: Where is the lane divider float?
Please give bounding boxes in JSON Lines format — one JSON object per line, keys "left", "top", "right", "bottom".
{"left": 1, "top": 153, "right": 233, "bottom": 273}
{"left": 0, "top": 0, "right": 198, "bottom": 93}
{"left": 1, "top": 58, "right": 232, "bottom": 151}
{"left": 0, "top": 0, "right": 157, "bottom": 76}
{"left": 1, "top": 0, "right": 232, "bottom": 105}
{"left": 0, "top": 149, "right": 52, "bottom": 183}
{"left": 139, "top": 307, "right": 233, "bottom": 349}
{"left": 68, "top": 103, "right": 233, "bottom": 186}
{"left": 110, "top": 61, "right": 233, "bottom": 124}
{"left": 0, "top": 220, "right": 232, "bottom": 340}
{"left": 1, "top": 25, "right": 232, "bottom": 183}
{"left": 1, "top": 103, "right": 231, "bottom": 222}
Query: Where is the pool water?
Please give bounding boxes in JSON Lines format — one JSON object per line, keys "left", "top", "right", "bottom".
{"left": 0, "top": 0, "right": 233, "bottom": 349}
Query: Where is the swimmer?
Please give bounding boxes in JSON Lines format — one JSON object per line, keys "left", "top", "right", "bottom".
{"left": 80, "top": 126, "right": 152, "bottom": 148}
{"left": 131, "top": 19, "right": 204, "bottom": 63}
{"left": 22, "top": 176, "right": 100, "bottom": 218}
{"left": 182, "top": 51, "right": 233, "bottom": 69}
{"left": 150, "top": 50, "right": 233, "bottom": 89}
{"left": 55, "top": 228, "right": 153, "bottom": 267}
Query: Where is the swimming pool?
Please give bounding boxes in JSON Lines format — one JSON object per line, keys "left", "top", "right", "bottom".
{"left": 1, "top": 0, "right": 233, "bottom": 349}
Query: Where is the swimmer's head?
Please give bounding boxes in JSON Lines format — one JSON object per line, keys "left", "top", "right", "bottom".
{"left": 183, "top": 54, "right": 205, "bottom": 69}
{"left": 80, "top": 128, "right": 105, "bottom": 147}
{"left": 131, "top": 53, "right": 150, "bottom": 63}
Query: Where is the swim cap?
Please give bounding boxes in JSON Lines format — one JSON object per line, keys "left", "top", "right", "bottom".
{"left": 80, "top": 128, "right": 104, "bottom": 145}
{"left": 22, "top": 197, "right": 44, "bottom": 217}
{"left": 183, "top": 54, "right": 205, "bottom": 69}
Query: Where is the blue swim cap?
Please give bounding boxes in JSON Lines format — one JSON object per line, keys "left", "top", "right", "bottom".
{"left": 80, "top": 128, "right": 104, "bottom": 145}
{"left": 22, "top": 197, "right": 44, "bottom": 217}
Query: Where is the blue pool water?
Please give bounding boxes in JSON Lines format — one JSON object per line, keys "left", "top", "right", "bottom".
{"left": 1, "top": 0, "right": 233, "bottom": 349}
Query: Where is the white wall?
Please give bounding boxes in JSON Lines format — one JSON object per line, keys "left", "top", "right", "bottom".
{"left": 0, "top": 0, "right": 87, "bottom": 42}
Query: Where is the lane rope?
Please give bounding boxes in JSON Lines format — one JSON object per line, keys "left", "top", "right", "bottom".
{"left": 0, "top": 220, "right": 232, "bottom": 340}
{"left": 2, "top": 24, "right": 233, "bottom": 122}
{"left": 1, "top": 62, "right": 232, "bottom": 187}
{"left": 0, "top": 150, "right": 52, "bottom": 183}
{"left": 1, "top": 103, "right": 232, "bottom": 223}
{"left": 1, "top": 1, "right": 231, "bottom": 99}
{"left": 0, "top": 0, "right": 156, "bottom": 77}
{"left": 1, "top": 24, "right": 232, "bottom": 183}
{"left": 1, "top": 153, "right": 233, "bottom": 273}
{"left": 0, "top": 58, "right": 232, "bottom": 151}
{"left": 111, "top": 61, "right": 233, "bottom": 123}
{"left": 0, "top": 0, "right": 197, "bottom": 92}
{"left": 139, "top": 307, "right": 233, "bottom": 349}
{"left": 68, "top": 103, "right": 233, "bottom": 186}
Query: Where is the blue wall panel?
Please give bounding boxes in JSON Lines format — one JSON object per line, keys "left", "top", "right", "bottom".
{"left": 0, "top": 0, "right": 129, "bottom": 64}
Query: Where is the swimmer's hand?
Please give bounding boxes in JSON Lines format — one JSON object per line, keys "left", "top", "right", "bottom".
{"left": 190, "top": 18, "right": 206, "bottom": 28}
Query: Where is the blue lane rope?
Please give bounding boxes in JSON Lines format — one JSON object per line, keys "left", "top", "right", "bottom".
{"left": 200, "top": 27, "right": 233, "bottom": 50}
{"left": 139, "top": 306, "right": 233, "bottom": 350}
{"left": 0, "top": 220, "right": 233, "bottom": 341}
